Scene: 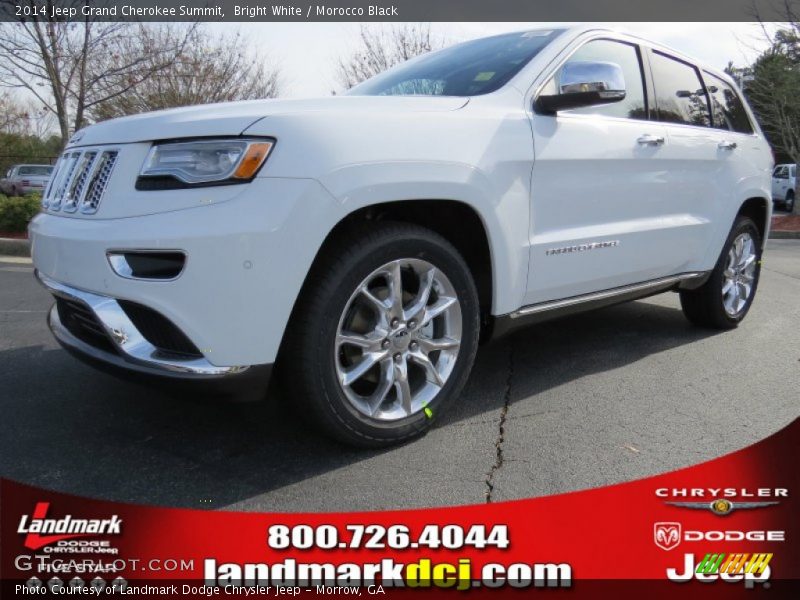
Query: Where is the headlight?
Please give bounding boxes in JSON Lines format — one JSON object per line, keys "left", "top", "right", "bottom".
{"left": 137, "top": 138, "right": 273, "bottom": 189}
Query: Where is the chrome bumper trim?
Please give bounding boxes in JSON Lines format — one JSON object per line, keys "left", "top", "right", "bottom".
{"left": 37, "top": 271, "right": 249, "bottom": 377}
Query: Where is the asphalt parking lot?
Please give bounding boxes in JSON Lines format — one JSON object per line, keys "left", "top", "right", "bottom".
{"left": 1, "top": 240, "right": 799, "bottom": 512}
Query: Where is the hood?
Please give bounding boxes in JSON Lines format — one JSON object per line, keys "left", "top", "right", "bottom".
{"left": 69, "top": 96, "right": 470, "bottom": 147}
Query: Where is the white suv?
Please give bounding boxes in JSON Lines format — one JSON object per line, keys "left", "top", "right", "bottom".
{"left": 31, "top": 27, "right": 772, "bottom": 446}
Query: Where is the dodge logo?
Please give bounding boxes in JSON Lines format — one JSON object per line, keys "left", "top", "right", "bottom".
{"left": 654, "top": 522, "right": 682, "bottom": 551}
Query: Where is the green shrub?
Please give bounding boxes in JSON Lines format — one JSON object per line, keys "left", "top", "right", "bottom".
{"left": 0, "top": 194, "right": 41, "bottom": 233}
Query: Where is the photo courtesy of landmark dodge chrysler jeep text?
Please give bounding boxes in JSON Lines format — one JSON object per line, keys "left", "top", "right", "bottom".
{"left": 30, "top": 26, "right": 772, "bottom": 446}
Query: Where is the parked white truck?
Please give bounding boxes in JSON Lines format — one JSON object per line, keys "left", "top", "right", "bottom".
{"left": 31, "top": 27, "right": 772, "bottom": 445}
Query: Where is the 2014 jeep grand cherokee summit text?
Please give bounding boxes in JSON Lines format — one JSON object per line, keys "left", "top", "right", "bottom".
{"left": 31, "top": 27, "right": 772, "bottom": 446}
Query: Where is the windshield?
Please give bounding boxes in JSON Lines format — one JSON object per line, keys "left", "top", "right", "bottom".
{"left": 349, "top": 29, "right": 564, "bottom": 97}
{"left": 18, "top": 166, "right": 53, "bottom": 176}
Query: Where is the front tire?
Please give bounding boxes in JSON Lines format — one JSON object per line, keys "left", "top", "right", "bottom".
{"left": 281, "top": 222, "right": 480, "bottom": 447}
{"left": 679, "top": 216, "right": 762, "bottom": 329}
{"left": 785, "top": 191, "right": 795, "bottom": 213}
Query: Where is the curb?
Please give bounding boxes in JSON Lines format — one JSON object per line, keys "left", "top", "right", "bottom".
{"left": 769, "top": 230, "right": 800, "bottom": 240}
{"left": 0, "top": 237, "right": 30, "bottom": 257}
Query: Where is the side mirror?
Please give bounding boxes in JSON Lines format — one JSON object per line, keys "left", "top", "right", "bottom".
{"left": 535, "top": 61, "right": 626, "bottom": 114}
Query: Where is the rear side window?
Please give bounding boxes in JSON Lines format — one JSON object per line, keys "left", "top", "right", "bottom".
{"left": 704, "top": 72, "right": 754, "bottom": 134}
{"left": 650, "top": 51, "right": 711, "bottom": 127}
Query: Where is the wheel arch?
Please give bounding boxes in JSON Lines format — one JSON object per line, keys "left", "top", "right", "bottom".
{"left": 736, "top": 196, "right": 771, "bottom": 247}
{"left": 311, "top": 199, "right": 495, "bottom": 325}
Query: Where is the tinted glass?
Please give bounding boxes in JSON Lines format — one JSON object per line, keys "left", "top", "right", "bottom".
{"left": 774, "top": 166, "right": 788, "bottom": 178}
{"left": 650, "top": 52, "right": 711, "bottom": 127}
{"left": 558, "top": 39, "right": 647, "bottom": 119}
{"left": 704, "top": 73, "right": 754, "bottom": 134}
{"left": 350, "top": 30, "right": 564, "bottom": 97}
{"left": 17, "top": 166, "right": 53, "bottom": 176}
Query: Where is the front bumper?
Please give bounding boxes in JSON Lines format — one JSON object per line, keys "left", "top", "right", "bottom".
{"left": 39, "top": 271, "right": 273, "bottom": 394}
{"left": 30, "top": 177, "right": 339, "bottom": 367}
{"left": 39, "top": 271, "right": 246, "bottom": 377}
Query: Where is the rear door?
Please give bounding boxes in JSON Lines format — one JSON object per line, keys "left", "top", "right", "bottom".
{"left": 640, "top": 50, "right": 724, "bottom": 272}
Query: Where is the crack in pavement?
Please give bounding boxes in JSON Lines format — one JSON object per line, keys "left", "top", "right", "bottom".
{"left": 484, "top": 342, "right": 514, "bottom": 503}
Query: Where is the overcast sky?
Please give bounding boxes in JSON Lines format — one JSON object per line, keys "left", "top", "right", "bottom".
{"left": 217, "top": 22, "right": 778, "bottom": 96}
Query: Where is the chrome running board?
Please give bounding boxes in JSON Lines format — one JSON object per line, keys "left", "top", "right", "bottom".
{"left": 510, "top": 272, "right": 707, "bottom": 319}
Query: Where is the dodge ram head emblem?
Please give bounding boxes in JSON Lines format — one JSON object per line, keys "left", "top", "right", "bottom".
{"left": 654, "top": 522, "right": 682, "bottom": 551}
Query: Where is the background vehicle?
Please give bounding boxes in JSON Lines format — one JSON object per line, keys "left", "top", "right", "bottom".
{"left": 1, "top": 164, "right": 54, "bottom": 196}
{"left": 30, "top": 27, "right": 772, "bottom": 446}
{"left": 771, "top": 163, "right": 796, "bottom": 212}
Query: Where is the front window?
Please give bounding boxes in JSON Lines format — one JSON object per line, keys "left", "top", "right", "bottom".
{"left": 349, "top": 29, "right": 564, "bottom": 97}
{"left": 543, "top": 39, "right": 648, "bottom": 120}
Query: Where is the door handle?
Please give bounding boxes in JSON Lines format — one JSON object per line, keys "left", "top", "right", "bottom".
{"left": 718, "top": 140, "right": 738, "bottom": 150}
{"left": 637, "top": 134, "right": 665, "bottom": 146}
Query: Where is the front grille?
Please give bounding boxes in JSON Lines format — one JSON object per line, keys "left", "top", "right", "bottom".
{"left": 44, "top": 147, "right": 119, "bottom": 214}
{"left": 56, "top": 298, "right": 117, "bottom": 354}
{"left": 117, "top": 301, "right": 202, "bottom": 359}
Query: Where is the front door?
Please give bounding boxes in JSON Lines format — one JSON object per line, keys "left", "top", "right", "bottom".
{"left": 526, "top": 38, "right": 676, "bottom": 305}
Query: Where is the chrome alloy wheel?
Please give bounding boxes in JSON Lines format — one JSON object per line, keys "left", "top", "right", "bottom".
{"left": 334, "top": 258, "right": 462, "bottom": 421}
{"left": 722, "top": 232, "right": 757, "bottom": 316}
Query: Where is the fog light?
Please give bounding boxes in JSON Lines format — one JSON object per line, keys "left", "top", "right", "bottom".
{"left": 107, "top": 251, "right": 186, "bottom": 281}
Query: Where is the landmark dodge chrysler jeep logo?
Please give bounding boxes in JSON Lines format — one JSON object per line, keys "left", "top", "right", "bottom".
{"left": 18, "top": 503, "right": 122, "bottom": 550}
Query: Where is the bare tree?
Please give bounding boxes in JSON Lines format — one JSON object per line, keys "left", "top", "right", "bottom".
{"left": 0, "top": 91, "right": 54, "bottom": 138}
{"left": 335, "top": 24, "right": 445, "bottom": 90}
{"left": 0, "top": 91, "right": 28, "bottom": 135}
{"left": 0, "top": 1, "right": 195, "bottom": 143}
{"left": 90, "top": 28, "right": 281, "bottom": 121}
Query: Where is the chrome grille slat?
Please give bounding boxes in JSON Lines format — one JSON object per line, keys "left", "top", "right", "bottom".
{"left": 42, "top": 160, "right": 64, "bottom": 208}
{"left": 62, "top": 151, "right": 97, "bottom": 213}
{"left": 48, "top": 152, "right": 80, "bottom": 211}
{"left": 81, "top": 151, "right": 118, "bottom": 214}
{"left": 44, "top": 146, "right": 119, "bottom": 215}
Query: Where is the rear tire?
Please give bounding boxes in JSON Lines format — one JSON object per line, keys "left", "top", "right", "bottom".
{"left": 280, "top": 221, "right": 480, "bottom": 447}
{"left": 679, "top": 216, "right": 762, "bottom": 329}
{"left": 785, "top": 191, "right": 795, "bottom": 213}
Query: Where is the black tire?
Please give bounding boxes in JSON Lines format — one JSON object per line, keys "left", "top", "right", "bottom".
{"left": 280, "top": 221, "right": 480, "bottom": 447}
{"left": 785, "top": 191, "right": 795, "bottom": 213}
{"left": 679, "top": 216, "right": 762, "bottom": 329}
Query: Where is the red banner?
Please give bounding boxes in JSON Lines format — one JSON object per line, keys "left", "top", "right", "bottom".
{"left": 2, "top": 419, "right": 798, "bottom": 597}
